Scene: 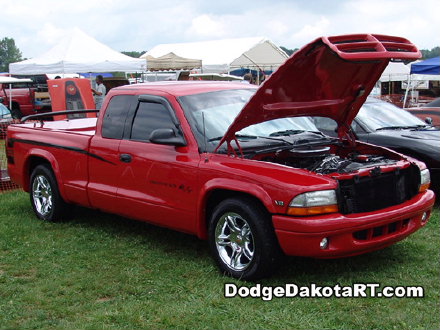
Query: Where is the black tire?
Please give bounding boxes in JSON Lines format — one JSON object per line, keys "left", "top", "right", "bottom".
{"left": 29, "top": 165, "right": 69, "bottom": 222}
{"left": 10, "top": 104, "right": 22, "bottom": 119}
{"left": 208, "top": 197, "right": 283, "bottom": 280}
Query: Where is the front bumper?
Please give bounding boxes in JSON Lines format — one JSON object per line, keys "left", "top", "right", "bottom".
{"left": 273, "top": 190, "right": 435, "bottom": 258}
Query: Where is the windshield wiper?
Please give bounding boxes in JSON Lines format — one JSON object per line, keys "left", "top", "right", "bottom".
{"left": 269, "top": 129, "right": 306, "bottom": 136}
{"left": 376, "top": 124, "right": 433, "bottom": 131}
{"left": 270, "top": 129, "right": 326, "bottom": 137}
{"left": 247, "top": 138, "right": 341, "bottom": 157}
{"left": 208, "top": 134, "right": 294, "bottom": 146}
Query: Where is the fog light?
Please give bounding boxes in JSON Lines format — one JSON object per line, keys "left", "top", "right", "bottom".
{"left": 320, "top": 237, "right": 329, "bottom": 250}
{"left": 421, "top": 212, "right": 428, "bottom": 224}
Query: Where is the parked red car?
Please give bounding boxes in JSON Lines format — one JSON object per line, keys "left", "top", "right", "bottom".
{"left": 0, "top": 76, "right": 36, "bottom": 118}
{"left": 6, "top": 34, "right": 435, "bottom": 279}
{"left": 406, "top": 98, "right": 440, "bottom": 127}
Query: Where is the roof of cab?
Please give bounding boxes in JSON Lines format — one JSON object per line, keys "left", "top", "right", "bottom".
{"left": 112, "top": 81, "right": 257, "bottom": 97}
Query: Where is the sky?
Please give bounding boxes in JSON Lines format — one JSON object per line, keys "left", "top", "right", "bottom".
{"left": 1, "top": 0, "right": 439, "bottom": 59}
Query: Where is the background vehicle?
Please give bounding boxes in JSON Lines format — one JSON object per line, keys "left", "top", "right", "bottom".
{"left": 424, "top": 98, "right": 440, "bottom": 107}
{"left": 406, "top": 97, "right": 440, "bottom": 127}
{"left": 313, "top": 97, "right": 440, "bottom": 191}
{"left": 0, "top": 77, "right": 36, "bottom": 118}
{"left": 0, "top": 74, "right": 80, "bottom": 118}
{"left": 0, "top": 102, "right": 12, "bottom": 138}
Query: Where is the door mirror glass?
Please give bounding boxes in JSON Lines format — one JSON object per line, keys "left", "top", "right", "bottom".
{"left": 425, "top": 117, "right": 433, "bottom": 125}
{"left": 149, "top": 128, "right": 186, "bottom": 146}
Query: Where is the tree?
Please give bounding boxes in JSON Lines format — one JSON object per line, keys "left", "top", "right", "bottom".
{"left": 0, "top": 37, "right": 23, "bottom": 72}
{"left": 121, "top": 51, "right": 147, "bottom": 58}
{"left": 280, "top": 46, "right": 298, "bottom": 57}
{"left": 420, "top": 47, "right": 439, "bottom": 60}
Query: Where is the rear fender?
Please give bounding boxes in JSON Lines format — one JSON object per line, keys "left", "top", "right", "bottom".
{"left": 22, "top": 149, "right": 67, "bottom": 200}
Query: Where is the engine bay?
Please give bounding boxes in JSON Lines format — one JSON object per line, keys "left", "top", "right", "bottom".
{"left": 256, "top": 144, "right": 399, "bottom": 175}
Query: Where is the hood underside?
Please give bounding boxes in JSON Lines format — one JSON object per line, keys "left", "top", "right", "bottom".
{"left": 219, "top": 34, "right": 420, "bottom": 149}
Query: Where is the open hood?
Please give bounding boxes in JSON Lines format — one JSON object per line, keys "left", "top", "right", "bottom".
{"left": 218, "top": 34, "right": 420, "bottom": 149}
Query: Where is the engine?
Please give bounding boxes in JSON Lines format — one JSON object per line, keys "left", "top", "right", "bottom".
{"left": 260, "top": 145, "right": 398, "bottom": 174}
{"left": 257, "top": 144, "right": 420, "bottom": 214}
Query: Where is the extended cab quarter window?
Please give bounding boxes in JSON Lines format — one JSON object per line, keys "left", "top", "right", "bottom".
{"left": 130, "top": 101, "right": 176, "bottom": 141}
{"left": 102, "top": 95, "right": 134, "bottom": 139}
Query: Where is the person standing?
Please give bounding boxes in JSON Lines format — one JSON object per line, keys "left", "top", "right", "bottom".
{"left": 241, "top": 73, "right": 253, "bottom": 84}
{"left": 91, "top": 75, "right": 106, "bottom": 110}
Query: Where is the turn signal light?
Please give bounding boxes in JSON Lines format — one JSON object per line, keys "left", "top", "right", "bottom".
{"left": 419, "top": 182, "right": 430, "bottom": 193}
{"left": 287, "top": 204, "right": 339, "bottom": 216}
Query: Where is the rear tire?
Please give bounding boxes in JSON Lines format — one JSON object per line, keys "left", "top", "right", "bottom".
{"left": 208, "top": 197, "right": 283, "bottom": 280}
{"left": 29, "top": 165, "right": 69, "bottom": 222}
{"left": 10, "top": 104, "right": 22, "bottom": 119}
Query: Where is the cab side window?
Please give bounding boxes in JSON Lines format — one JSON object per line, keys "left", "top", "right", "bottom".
{"left": 130, "top": 101, "right": 176, "bottom": 142}
{"left": 102, "top": 95, "right": 135, "bottom": 139}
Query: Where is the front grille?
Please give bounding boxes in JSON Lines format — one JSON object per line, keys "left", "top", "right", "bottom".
{"left": 338, "top": 165, "right": 420, "bottom": 214}
{"left": 353, "top": 219, "right": 410, "bottom": 241}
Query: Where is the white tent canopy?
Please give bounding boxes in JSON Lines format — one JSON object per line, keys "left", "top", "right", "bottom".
{"left": 9, "top": 28, "right": 146, "bottom": 74}
{"left": 0, "top": 76, "right": 33, "bottom": 84}
{"left": 379, "top": 62, "right": 410, "bottom": 82}
{"left": 140, "top": 37, "right": 288, "bottom": 73}
{"left": 146, "top": 52, "right": 202, "bottom": 71}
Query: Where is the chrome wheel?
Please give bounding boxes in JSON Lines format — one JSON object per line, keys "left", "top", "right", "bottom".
{"left": 32, "top": 175, "right": 53, "bottom": 216}
{"left": 215, "top": 212, "right": 254, "bottom": 271}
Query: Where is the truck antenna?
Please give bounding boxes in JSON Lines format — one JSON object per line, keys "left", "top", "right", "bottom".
{"left": 202, "top": 112, "right": 208, "bottom": 162}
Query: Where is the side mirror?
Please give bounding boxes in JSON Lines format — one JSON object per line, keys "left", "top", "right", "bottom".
{"left": 149, "top": 128, "right": 186, "bottom": 147}
{"left": 425, "top": 117, "right": 433, "bottom": 125}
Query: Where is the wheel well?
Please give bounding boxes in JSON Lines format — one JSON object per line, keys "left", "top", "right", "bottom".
{"left": 24, "top": 156, "right": 52, "bottom": 190}
{"left": 204, "top": 189, "right": 269, "bottom": 231}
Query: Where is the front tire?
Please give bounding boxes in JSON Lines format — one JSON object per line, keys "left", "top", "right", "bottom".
{"left": 30, "top": 165, "right": 69, "bottom": 222}
{"left": 208, "top": 197, "right": 283, "bottom": 280}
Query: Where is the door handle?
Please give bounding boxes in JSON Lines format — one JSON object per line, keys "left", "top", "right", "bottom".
{"left": 119, "top": 154, "right": 132, "bottom": 163}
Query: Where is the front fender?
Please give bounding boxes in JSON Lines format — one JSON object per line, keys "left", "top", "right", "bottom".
{"left": 195, "top": 178, "right": 276, "bottom": 239}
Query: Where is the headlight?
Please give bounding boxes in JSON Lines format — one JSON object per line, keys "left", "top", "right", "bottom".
{"left": 288, "top": 190, "right": 338, "bottom": 216}
{"left": 419, "top": 168, "right": 431, "bottom": 192}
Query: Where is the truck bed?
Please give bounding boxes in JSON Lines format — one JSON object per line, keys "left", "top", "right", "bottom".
{"left": 7, "top": 117, "right": 98, "bottom": 200}
{"left": 16, "top": 117, "right": 97, "bottom": 135}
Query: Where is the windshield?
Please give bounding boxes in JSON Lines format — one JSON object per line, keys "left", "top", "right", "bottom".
{"left": 424, "top": 98, "right": 440, "bottom": 107}
{"left": 357, "top": 98, "right": 426, "bottom": 131}
{"left": 179, "top": 89, "right": 319, "bottom": 146}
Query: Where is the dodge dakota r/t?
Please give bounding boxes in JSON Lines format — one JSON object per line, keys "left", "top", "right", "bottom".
{"left": 6, "top": 34, "right": 435, "bottom": 279}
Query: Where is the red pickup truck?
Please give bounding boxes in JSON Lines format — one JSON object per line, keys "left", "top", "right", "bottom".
{"left": 0, "top": 76, "right": 37, "bottom": 118}
{"left": 6, "top": 34, "right": 435, "bottom": 279}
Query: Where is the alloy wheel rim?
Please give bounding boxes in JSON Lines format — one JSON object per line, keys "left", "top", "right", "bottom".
{"left": 215, "top": 212, "right": 254, "bottom": 271}
{"left": 32, "top": 175, "right": 53, "bottom": 216}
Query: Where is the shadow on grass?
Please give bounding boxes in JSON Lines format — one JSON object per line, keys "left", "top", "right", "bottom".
{"left": 63, "top": 205, "right": 422, "bottom": 283}
{"left": 69, "top": 206, "right": 210, "bottom": 260}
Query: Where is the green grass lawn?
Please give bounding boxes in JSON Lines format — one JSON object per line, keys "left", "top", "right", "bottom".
{"left": 0, "top": 190, "right": 439, "bottom": 330}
